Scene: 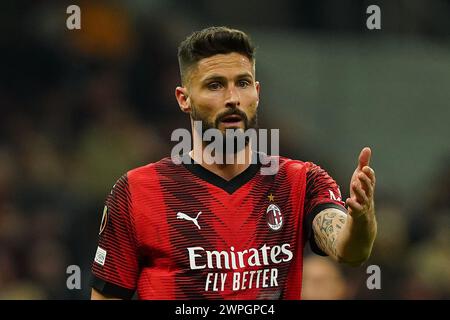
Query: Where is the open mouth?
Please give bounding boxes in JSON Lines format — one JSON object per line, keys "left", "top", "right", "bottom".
{"left": 220, "top": 115, "right": 243, "bottom": 123}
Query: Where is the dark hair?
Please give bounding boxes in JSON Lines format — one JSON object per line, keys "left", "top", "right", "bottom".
{"left": 177, "top": 26, "right": 256, "bottom": 84}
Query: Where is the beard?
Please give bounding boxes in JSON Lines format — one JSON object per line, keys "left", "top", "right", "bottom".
{"left": 191, "top": 104, "right": 258, "bottom": 154}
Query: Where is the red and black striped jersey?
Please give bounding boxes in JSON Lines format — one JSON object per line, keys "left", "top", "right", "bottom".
{"left": 91, "top": 153, "right": 346, "bottom": 299}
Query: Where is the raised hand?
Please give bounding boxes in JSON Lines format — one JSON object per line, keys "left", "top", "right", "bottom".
{"left": 346, "top": 147, "right": 376, "bottom": 219}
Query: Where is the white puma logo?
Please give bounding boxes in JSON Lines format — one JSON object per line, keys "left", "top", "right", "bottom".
{"left": 176, "top": 211, "right": 202, "bottom": 230}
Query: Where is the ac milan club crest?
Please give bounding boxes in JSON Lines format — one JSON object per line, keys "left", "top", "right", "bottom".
{"left": 266, "top": 203, "right": 283, "bottom": 231}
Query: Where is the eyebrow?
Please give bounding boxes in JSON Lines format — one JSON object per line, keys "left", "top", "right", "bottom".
{"left": 201, "top": 72, "right": 253, "bottom": 83}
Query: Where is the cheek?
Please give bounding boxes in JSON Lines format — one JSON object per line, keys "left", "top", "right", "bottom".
{"left": 243, "top": 91, "right": 259, "bottom": 111}
{"left": 191, "top": 96, "right": 222, "bottom": 119}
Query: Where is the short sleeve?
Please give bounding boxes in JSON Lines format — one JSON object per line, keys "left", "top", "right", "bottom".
{"left": 90, "top": 174, "right": 139, "bottom": 299}
{"left": 303, "top": 162, "right": 347, "bottom": 256}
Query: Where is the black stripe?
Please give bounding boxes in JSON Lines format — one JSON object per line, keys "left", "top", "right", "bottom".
{"left": 304, "top": 203, "right": 347, "bottom": 256}
{"left": 181, "top": 154, "right": 262, "bottom": 194}
{"left": 90, "top": 275, "right": 135, "bottom": 299}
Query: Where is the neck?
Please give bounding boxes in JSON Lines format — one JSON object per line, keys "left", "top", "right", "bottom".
{"left": 190, "top": 142, "right": 254, "bottom": 181}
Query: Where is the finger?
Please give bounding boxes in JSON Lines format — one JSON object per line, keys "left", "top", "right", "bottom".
{"left": 346, "top": 197, "right": 364, "bottom": 213}
{"left": 352, "top": 182, "right": 368, "bottom": 204}
{"left": 358, "top": 172, "right": 373, "bottom": 198}
{"left": 358, "top": 147, "right": 371, "bottom": 170}
{"left": 362, "top": 166, "right": 376, "bottom": 186}
{"left": 362, "top": 166, "right": 377, "bottom": 188}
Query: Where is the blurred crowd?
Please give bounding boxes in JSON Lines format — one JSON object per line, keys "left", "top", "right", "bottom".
{"left": 0, "top": 1, "right": 449, "bottom": 299}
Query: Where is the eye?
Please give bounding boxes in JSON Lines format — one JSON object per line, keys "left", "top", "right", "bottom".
{"left": 207, "top": 82, "right": 223, "bottom": 90}
{"left": 238, "top": 79, "right": 251, "bottom": 88}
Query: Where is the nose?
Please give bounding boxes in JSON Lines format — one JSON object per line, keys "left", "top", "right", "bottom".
{"left": 225, "top": 85, "right": 240, "bottom": 108}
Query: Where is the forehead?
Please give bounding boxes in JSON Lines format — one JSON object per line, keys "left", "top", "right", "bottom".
{"left": 190, "top": 52, "right": 254, "bottom": 82}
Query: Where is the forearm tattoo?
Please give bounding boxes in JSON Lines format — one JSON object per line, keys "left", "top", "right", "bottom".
{"left": 312, "top": 209, "right": 347, "bottom": 259}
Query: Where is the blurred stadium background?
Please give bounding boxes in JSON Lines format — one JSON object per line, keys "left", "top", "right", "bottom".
{"left": 0, "top": 0, "right": 449, "bottom": 299}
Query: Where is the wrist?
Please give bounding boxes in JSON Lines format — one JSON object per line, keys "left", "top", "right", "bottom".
{"left": 348, "top": 207, "right": 375, "bottom": 223}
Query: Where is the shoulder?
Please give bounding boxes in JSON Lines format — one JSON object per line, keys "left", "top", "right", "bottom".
{"left": 257, "top": 153, "right": 321, "bottom": 182}
{"left": 124, "top": 156, "right": 180, "bottom": 185}
{"left": 263, "top": 153, "right": 315, "bottom": 174}
{"left": 262, "top": 154, "right": 335, "bottom": 185}
{"left": 276, "top": 156, "right": 329, "bottom": 176}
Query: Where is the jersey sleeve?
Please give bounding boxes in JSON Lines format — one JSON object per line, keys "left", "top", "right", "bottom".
{"left": 303, "top": 162, "right": 347, "bottom": 256}
{"left": 90, "top": 174, "right": 139, "bottom": 299}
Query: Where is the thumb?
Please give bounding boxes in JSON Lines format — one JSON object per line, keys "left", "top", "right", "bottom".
{"left": 358, "top": 147, "right": 371, "bottom": 170}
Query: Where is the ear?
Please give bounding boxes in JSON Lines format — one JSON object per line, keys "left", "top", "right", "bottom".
{"left": 175, "top": 86, "right": 191, "bottom": 114}
{"left": 255, "top": 81, "right": 260, "bottom": 106}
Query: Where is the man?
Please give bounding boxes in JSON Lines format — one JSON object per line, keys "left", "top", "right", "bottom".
{"left": 90, "top": 26, "right": 377, "bottom": 299}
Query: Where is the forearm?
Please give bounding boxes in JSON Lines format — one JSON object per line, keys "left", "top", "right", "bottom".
{"left": 336, "top": 212, "right": 377, "bottom": 266}
{"left": 312, "top": 147, "right": 377, "bottom": 266}
{"left": 312, "top": 208, "right": 377, "bottom": 266}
